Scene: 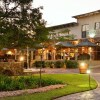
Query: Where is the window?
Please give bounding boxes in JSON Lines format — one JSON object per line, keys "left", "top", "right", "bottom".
{"left": 95, "top": 22, "right": 100, "bottom": 29}
{"left": 81, "top": 24, "right": 89, "bottom": 38}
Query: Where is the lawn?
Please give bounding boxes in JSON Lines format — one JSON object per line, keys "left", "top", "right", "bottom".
{"left": 1, "top": 74, "right": 97, "bottom": 100}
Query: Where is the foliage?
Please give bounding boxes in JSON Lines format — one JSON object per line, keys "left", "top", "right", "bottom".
{"left": 33, "top": 61, "right": 45, "bottom": 68}
{"left": 0, "top": 62, "right": 23, "bottom": 76}
{"left": 0, "top": 0, "right": 49, "bottom": 49}
{"left": 1, "top": 74, "right": 97, "bottom": 100}
{"left": 33, "top": 60, "right": 65, "bottom": 68}
{"left": 0, "top": 75, "right": 63, "bottom": 91}
{"left": 55, "top": 61, "right": 64, "bottom": 68}
{"left": 78, "top": 53, "right": 90, "bottom": 60}
{"left": 65, "top": 60, "right": 78, "bottom": 68}
{"left": 48, "top": 28, "right": 76, "bottom": 42}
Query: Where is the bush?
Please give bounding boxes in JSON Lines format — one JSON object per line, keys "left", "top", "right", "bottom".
{"left": 34, "top": 61, "right": 45, "bottom": 68}
{"left": 2, "top": 70, "right": 14, "bottom": 76}
{"left": 65, "top": 60, "right": 78, "bottom": 68}
{"left": 0, "top": 62, "right": 23, "bottom": 76}
{"left": 33, "top": 61, "right": 66, "bottom": 68}
{"left": 0, "top": 75, "right": 63, "bottom": 91}
{"left": 78, "top": 53, "right": 90, "bottom": 60}
{"left": 34, "top": 61, "right": 55, "bottom": 68}
{"left": 45, "top": 61, "right": 55, "bottom": 68}
{"left": 55, "top": 61, "right": 64, "bottom": 68}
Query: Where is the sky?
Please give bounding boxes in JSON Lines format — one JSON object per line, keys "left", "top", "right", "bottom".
{"left": 33, "top": 0, "right": 100, "bottom": 27}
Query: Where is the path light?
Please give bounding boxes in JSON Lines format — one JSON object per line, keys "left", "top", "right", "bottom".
{"left": 87, "top": 69, "right": 91, "bottom": 74}
{"left": 87, "top": 69, "right": 91, "bottom": 88}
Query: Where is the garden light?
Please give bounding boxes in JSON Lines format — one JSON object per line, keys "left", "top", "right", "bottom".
{"left": 87, "top": 69, "right": 91, "bottom": 74}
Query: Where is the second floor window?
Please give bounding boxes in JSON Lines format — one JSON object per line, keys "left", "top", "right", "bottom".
{"left": 81, "top": 24, "right": 89, "bottom": 38}
{"left": 95, "top": 22, "right": 100, "bottom": 29}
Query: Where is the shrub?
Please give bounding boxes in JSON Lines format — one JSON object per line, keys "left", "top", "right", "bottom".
{"left": 55, "top": 61, "right": 64, "bottom": 68}
{"left": 0, "top": 62, "right": 23, "bottom": 76}
{"left": 0, "top": 75, "right": 63, "bottom": 91}
{"left": 34, "top": 61, "right": 45, "bottom": 68}
{"left": 45, "top": 61, "right": 55, "bottom": 68}
{"left": 2, "top": 70, "right": 14, "bottom": 76}
{"left": 65, "top": 60, "right": 78, "bottom": 68}
{"left": 78, "top": 53, "right": 90, "bottom": 60}
{"left": 34, "top": 61, "right": 55, "bottom": 68}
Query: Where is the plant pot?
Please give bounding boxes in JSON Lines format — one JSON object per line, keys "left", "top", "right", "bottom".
{"left": 79, "top": 63, "right": 88, "bottom": 74}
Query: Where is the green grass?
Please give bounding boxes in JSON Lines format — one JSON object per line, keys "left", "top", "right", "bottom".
{"left": 1, "top": 74, "right": 97, "bottom": 100}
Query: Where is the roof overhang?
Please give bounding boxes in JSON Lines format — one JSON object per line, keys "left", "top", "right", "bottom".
{"left": 73, "top": 10, "right": 100, "bottom": 19}
{"left": 47, "top": 22, "right": 78, "bottom": 30}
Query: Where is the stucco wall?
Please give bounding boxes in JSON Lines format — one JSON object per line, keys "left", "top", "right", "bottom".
{"left": 49, "top": 13, "right": 100, "bottom": 40}
{"left": 71, "top": 14, "right": 100, "bottom": 39}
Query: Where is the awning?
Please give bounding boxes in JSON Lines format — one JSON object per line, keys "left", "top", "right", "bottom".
{"left": 76, "top": 39, "right": 98, "bottom": 47}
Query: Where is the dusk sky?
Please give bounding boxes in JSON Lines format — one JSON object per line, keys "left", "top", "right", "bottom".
{"left": 34, "top": 0, "right": 100, "bottom": 26}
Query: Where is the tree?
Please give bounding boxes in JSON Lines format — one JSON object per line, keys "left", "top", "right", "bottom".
{"left": 48, "top": 28, "right": 76, "bottom": 45}
{"left": 0, "top": 0, "right": 49, "bottom": 49}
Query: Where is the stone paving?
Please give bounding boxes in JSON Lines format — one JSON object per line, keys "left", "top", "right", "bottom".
{"left": 54, "top": 67, "right": 100, "bottom": 100}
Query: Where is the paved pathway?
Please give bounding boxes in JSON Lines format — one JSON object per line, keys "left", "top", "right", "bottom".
{"left": 54, "top": 67, "right": 100, "bottom": 100}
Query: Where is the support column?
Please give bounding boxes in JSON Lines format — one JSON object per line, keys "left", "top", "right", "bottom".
{"left": 14, "top": 49, "right": 17, "bottom": 61}
{"left": 27, "top": 46, "right": 29, "bottom": 68}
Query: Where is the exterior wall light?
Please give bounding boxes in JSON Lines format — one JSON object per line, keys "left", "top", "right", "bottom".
{"left": 19, "top": 56, "right": 24, "bottom": 62}
{"left": 6, "top": 51, "right": 13, "bottom": 55}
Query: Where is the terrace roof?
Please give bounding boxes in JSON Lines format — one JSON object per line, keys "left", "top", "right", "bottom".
{"left": 76, "top": 39, "right": 98, "bottom": 47}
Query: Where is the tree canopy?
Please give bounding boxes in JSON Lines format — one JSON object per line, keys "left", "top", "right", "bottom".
{"left": 0, "top": 0, "right": 49, "bottom": 49}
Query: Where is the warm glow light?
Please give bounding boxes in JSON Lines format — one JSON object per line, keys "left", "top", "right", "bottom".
{"left": 42, "top": 48, "right": 45, "bottom": 50}
{"left": 88, "top": 47, "right": 92, "bottom": 53}
{"left": 87, "top": 69, "right": 91, "bottom": 74}
{"left": 74, "top": 41, "right": 79, "bottom": 44}
{"left": 19, "top": 56, "right": 24, "bottom": 61}
{"left": 82, "top": 47, "right": 85, "bottom": 51}
{"left": 63, "top": 50, "right": 65, "bottom": 52}
{"left": 80, "top": 62, "right": 85, "bottom": 67}
{"left": 6, "top": 51, "right": 13, "bottom": 55}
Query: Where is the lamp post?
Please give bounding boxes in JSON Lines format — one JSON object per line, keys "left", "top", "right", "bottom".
{"left": 87, "top": 69, "right": 91, "bottom": 88}
{"left": 39, "top": 48, "right": 44, "bottom": 87}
